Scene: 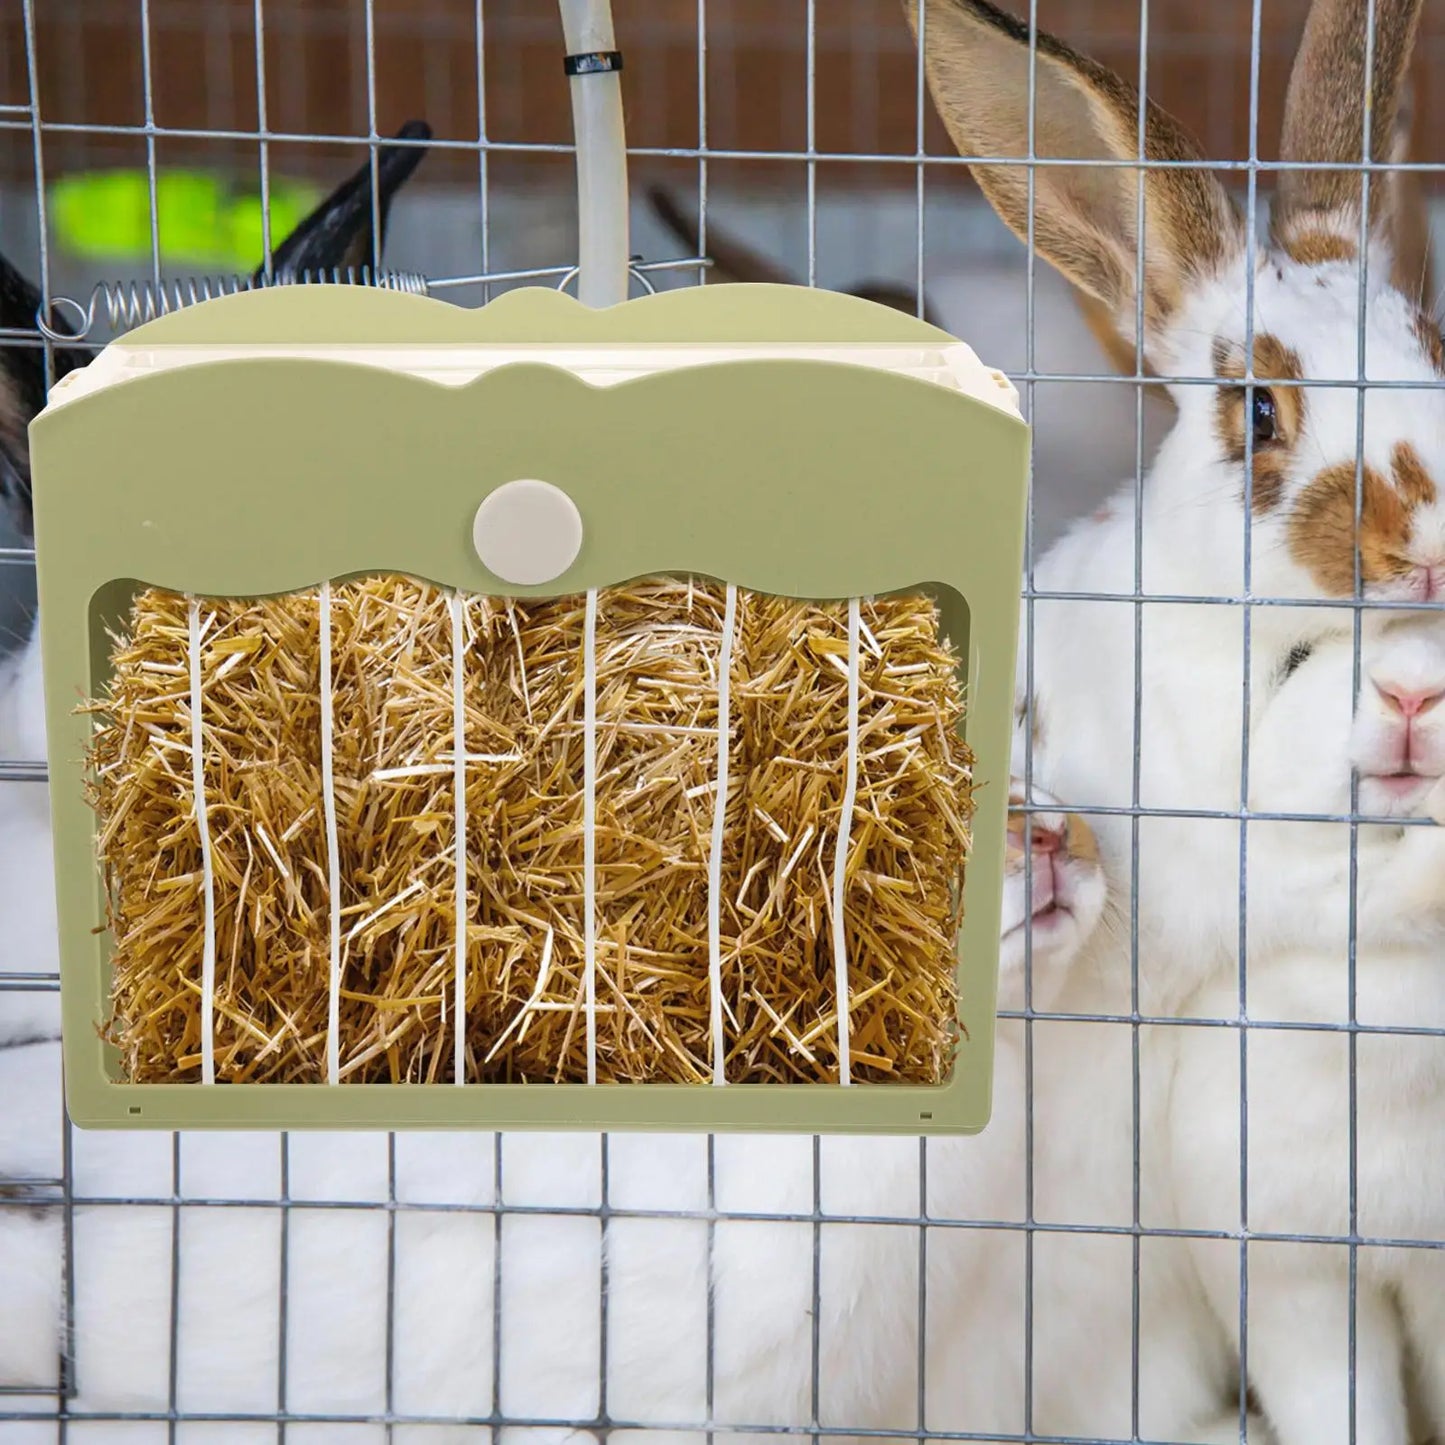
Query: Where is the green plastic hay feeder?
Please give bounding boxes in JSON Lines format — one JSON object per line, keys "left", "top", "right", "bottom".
{"left": 31, "top": 281, "right": 1028, "bottom": 1134}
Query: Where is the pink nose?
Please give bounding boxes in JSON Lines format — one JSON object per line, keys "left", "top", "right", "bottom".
{"left": 1407, "top": 564, "right": 1445, "bottom": 601}
{"left": 1030, "top": 821, "right": 1063, "bottom": 855}
{"left": 1374, "top": 680, "right": 1445, "bottom": 718}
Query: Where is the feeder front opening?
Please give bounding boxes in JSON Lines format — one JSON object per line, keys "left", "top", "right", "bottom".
{"left": 87, "top": 576, "right": 973, "bottom": 1091}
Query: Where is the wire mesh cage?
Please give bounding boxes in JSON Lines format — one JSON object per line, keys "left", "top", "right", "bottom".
{"left": 3, "top": 0, "right": 1445, "bottom": 1441}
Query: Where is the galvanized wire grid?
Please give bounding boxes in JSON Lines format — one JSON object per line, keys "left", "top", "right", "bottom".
{"left": 1, "top": 0, "right": 1442, "bottom": 1441}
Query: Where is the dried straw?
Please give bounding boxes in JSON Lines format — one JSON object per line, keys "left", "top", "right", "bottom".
{"left": 85, "top": 578, "right": 973, "bottom": 1086}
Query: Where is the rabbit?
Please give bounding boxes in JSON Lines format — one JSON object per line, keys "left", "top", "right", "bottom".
{"left": 904, "top": 781, "right": 1274, "bottom": 1445}
{"left": 906, "top": 0, "right": 1445, "bottom": 1014}
{"left": 1168, "top": 614, "right": 1445, "bottom": 1445}
{"left": 0, "top": 782, "right": 1273, "bottom": 1445}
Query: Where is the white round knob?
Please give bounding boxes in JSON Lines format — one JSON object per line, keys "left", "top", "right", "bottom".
{"left": 472, "top": 479, "right": 583, "bottom": 585}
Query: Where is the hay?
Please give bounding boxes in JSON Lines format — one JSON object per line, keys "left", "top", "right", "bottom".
{"left": 85, "top": 577, "right": 974, "bottom": 1085}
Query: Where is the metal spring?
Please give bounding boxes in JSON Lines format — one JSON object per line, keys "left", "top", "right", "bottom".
{"left": 38, "top": 266, "right": 431, "bottom": 344}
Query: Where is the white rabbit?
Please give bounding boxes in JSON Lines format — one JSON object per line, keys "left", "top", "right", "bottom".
{"left": 907, "top": 781, "right": 1272, "bottom": 1445}
{"left": 1170, "top": 615, "right": 1445, "bottom": 1445}
{"left": 907, "top": 0, "right": 1445, "bottom": 1013}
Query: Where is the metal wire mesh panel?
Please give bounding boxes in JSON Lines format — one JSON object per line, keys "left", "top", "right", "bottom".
{"left": 3, "top": 1, "right": 1444, "bottom": 1441}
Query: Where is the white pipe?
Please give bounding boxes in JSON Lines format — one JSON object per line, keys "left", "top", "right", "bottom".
{"left": 559, "top": 0, "right": 630, "bottom": 307}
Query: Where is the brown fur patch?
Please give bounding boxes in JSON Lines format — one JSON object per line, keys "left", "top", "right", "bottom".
{"left": 1288, "top": 460, "right": 1418, "bottom": 595}
{"left": 1280, "top": 231, "right": 1357, "bottom": 268}
{"left": 1412, "top": 311, "right": 1445, "bottom": 374}
{"left": 1391, "top": 440, "right": 1437, "bottom": 506}
{"left": 1065, "top": 814, "right": 1099, "bottom": 865}
{"left": 1212, "top": 334, "right": 1306, "bottom": 513}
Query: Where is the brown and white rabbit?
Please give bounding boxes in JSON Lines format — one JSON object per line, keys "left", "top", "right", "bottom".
{"left": 907, "top": 0, "right": 1445, "bottom": 1011}
{"left": 1171, "top": 615, "right": 1445, "bottom": 1445}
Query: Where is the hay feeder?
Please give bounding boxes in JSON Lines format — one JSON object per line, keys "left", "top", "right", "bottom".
{"left": 31, "top": 282, "right": 1027, "bottom": 1133}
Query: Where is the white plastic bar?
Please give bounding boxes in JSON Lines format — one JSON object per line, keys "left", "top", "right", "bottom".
{"left": 187, "top": 597, "right": 217, "bottom": 1086}
{"left": 584, "top": 587, "right": 599, "bottom": 1085}
{"left": 319, "top": 582, "right": 342, "bottom": 1086}
{"left": 558, "top": 0, "right": 629, "bottom": 306}
{"left": 451, "top": 592, "right": 469, "bottom": 1085}
{"left": 832, "top": 598, "right": 861, "bottom": 1087}
{"left": 707, "top": 583, "right": 738, "bottom": 1085}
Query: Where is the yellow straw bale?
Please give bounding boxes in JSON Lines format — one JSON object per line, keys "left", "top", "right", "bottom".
{"left": 86, "top": 577, "right": 973, "bottom": 1086}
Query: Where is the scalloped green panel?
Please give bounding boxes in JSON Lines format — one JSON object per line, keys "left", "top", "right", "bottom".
{"left": 31, "top": 284, "right": 1028, "bottom": 1134}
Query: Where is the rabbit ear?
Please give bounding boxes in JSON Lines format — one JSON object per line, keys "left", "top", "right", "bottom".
{"left": 1380, "top": 79, "right": 1435, "bottom": 307}
{"left": 1073, "top": 288, "right": 1147, "bottom": 377}
{"left": 1070, "top": 288, "right": 1176, "bottom": 410}
{"left": 904, "top": 0, "right": 1242, "bottom": 358}
{"left": 0, "top": 253, "right": 87, "bottom": 540}
{"left": 1271, "top": 0, "right": 1424, "bottom": 269}
{"left": 258, "top": 119, "right": 432, "bottom": 282}
{"left": 646, "top": 186, "right": 795, "bottom": 287}
{"left": 647, "top": 186, "right": 940, "bottom": 323}
{"left": 841, "top": 279, "right": 939, "bottom": 326}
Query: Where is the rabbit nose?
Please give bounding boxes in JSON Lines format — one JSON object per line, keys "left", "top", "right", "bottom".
{"left": 1030, "top": 820, "right": 1064, "bottom": 855}
{"left": 1374, "top": 680, "right": 1445, "bottom": 719}
{"left": 1405, "top": 563, "right": 1445, "bottom": 601}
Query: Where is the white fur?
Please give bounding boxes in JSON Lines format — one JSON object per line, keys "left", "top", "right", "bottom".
{"left": 973, "top": 785, "right": 1270, "bottom": 1445}
{"left": 1017, "top": 251, "right": 1445, "bottom": 1017}
{"left": 1171, "top": 615, "right": 1445, "bottom": 1445}
{"left": 0, "top": 627, "right": 59, "bottom": 1045}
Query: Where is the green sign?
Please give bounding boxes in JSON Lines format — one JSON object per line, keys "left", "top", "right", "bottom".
{"left": 50, "top": 170, "right": 321, "bottom": 271}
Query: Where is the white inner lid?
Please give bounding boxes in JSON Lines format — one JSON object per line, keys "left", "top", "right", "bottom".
{"left": 45, "top": 337, "right": 1022, "bottom": 420}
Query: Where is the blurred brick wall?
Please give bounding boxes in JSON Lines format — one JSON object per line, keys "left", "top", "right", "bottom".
{"left": 2, "top": 1, "right": 1443, "bottom": 191}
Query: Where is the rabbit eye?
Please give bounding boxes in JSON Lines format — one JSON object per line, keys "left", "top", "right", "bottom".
{"left": 1251, "top": 387, "right": 1280, "bottom": 447}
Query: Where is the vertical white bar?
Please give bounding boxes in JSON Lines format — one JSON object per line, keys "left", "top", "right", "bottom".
{"left": 584, "top": 588, "right": 599, "bottom": 1086}
{"left": 320, "top": 582, "right": 342, "bottom": 1086}
{"left": 452, "top": 592, "right": 469, "bottom": 1085}
{"left": 187, "top": 598, "right": 217, "bottom": 1086}
{"left": 831, "top": 597, "right": 860, "bottom": 1086}
{"left": 707, "top": 583, "right": 738, "bottom": 1085}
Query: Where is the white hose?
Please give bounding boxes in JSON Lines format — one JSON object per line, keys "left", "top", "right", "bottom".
{"left": 559, "top": 0, "right": 629, "bottom": 307}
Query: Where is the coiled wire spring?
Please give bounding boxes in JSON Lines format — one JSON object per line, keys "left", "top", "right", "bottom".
{"left": 37, "top": 266, "right": 431, "bottom": 344}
